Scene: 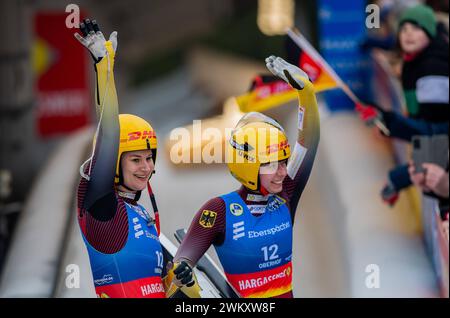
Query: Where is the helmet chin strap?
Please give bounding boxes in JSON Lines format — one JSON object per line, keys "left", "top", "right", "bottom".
{"left": 244, "top": 184, "right": 270, "bottom": 196}
{"left": 256, "top": 174, "right": 270, "bottom": 196}
{"left": 259, "top": 185, "right": 270, "bottom": 196}
{"left": 147, "top": 181, "right": 160, "bottom": 236}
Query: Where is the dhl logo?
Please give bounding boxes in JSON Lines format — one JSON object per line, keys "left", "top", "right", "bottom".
{"left": 266, "top": 140, "right": 289, "bottom": 154}
{"left": 123, "top": 130, "right": 156, "bottom": 142}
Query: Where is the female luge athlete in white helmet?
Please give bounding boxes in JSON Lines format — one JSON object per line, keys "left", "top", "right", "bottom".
{"left": 168, "top": 56, "right": 321, "bottom": 298}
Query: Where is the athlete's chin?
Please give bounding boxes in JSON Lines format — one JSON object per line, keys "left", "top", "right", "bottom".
{"left": 128, "top": 182, "right": 147, "bottom": 192}
{"left": 268, "top": 185, "right": 283, "bottom": 194}
{"left": 136, "top": 183, "right": 147, "bottom": 191}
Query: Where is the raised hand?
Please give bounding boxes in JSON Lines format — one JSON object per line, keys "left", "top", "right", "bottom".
{"left": 74, "top": 18, "right": 117, "bottom": 62}
{"left": 265, "top": 55, "right": 310, "bottom": 90}
{"left": 355, "top": 101, "right": 391, "bottom": 136}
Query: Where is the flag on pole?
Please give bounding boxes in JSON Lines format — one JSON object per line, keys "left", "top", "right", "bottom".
{"left": 235, "top": 75, "right": 298, "bottom": 113}
{"left": 286, "top": 28, "right": 358, "bottom": 103}
{"left": 236, "top": 28, "right": 339, "bottom": 113}
{"left": 287, "top": 28, "right": 390, "bottom": 135}
{"left": 236, "top": 28, "right": 390, "bottom": 135}
{"left": 286, "top": 28, "right": 340, "bottom": 93}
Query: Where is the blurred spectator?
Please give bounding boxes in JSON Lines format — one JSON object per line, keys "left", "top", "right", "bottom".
{"left": 391, "top": 4, "right": 447, "bottom": 122}
{"left": 361, "top": 0, "right": 397, "bottom": 51}
{"left": 408, "top": 161, "right": 449, "bottom": 240}
{"left": 409, "top": 163, "right": 449, "bottom": 201}
{"left": 426, "top": 0, "right": 449, "bottom": 13}
{"left": 426, "top": 0, "right": 449, "bottom": 34}
{"left": 356, "top": 4, "right": 449, "bottom": 206}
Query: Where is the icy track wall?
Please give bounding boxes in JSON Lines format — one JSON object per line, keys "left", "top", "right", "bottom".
{"left": 0, "top": 128, "right": 93, "bottom": 297}
{"left": 304, "top": 111, "right": 438, "bottom": 297}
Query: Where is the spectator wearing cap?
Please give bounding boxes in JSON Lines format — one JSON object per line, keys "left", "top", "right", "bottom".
{"left": 356, "top": 4, "right": 449, "bottom": 206}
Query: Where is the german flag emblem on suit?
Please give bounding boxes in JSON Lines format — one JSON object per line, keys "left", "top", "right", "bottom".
{"left": 199, "top": 210, "right": 217, "bottom": 228}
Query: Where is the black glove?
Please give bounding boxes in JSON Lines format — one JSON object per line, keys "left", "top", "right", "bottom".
{"left": 173, "top": 261, "right": 195, "bottom": 287}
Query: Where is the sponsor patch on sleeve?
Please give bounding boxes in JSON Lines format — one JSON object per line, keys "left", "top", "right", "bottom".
{"left": 287, "top": 142, "right": 308, "bottom": 179}
{"left": 298, "top": 106, "right": 305, "bottom": 131}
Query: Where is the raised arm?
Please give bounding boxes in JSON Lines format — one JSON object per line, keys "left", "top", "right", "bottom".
{"left": 266, "top": 56, "right": 320, "bottom": 220}
{"left": 75, "top": 19, "right": 120, "bottom": 213}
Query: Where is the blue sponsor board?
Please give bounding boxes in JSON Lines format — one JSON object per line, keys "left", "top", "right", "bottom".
{"left": 317, "top": 0, "right": 373, "bottom": 111}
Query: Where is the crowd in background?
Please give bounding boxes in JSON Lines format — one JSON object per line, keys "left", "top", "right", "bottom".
{"left": 357, "top": 0, "right": 449, "bottom": 239}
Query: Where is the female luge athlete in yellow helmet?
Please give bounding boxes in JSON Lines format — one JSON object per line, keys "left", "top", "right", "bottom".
{"left": 75, "top": 19, "right": 165, "bottom": 298}
{"left": 168, "top": 56, "right": 321, "bottom": 298}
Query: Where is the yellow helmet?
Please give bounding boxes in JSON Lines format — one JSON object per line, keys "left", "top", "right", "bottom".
{"left": 115, "top": 114, "right": 157, "bottom": 184}
{"left": 226, "top": 112, "right": 290, "bottom": 191}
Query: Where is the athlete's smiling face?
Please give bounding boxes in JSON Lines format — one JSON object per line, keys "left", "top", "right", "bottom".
{"left": 259, "top": 159, "right": 288, "bottom": 194}
{"left": 119, "top": 150, "right": 154, "bottom": 192}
